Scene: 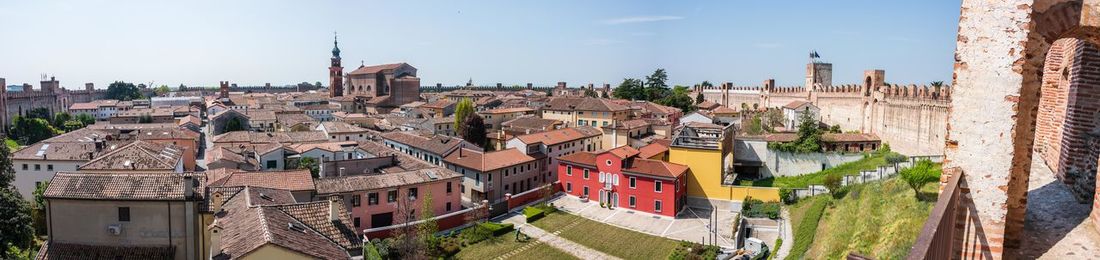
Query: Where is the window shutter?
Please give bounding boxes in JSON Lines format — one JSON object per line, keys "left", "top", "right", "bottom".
{"left": 599, "top": 172, "right": 605, "bottom": 182}
{"left": 614, "top": 175, "right": 620, "bottom": 186}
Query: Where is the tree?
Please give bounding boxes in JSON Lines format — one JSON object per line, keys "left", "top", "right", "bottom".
{"left": 0, "top": 137, "right": 34, "bottom": 258}
{"left": 296, "top": 157, "right": 319, "bottom": 178}
{"left": 154, "top": 85, "right": 171, "bottom": 97}
{"left": 828, "top": 124, "right": 842, "bottom": 133}
{"left": 453, "top": 98, "right": 475, "bottom": 134}
{"left": 643, "top": 69, "right": 670, "bottom": 101}
{"left": 417, "top": 192, "right": 440, "bottom": 257}
{"left": 885, "top": 153, "right": 908, "bottom": 171}
{"left": 744, "top": 115, "right": 765, "bottom": 135}
{"left": 695, "top": 92, "right": 705, "bottom": 104}
{"left": 583, "top": 88, "right": 598, "bottom": 98}
{"left": 224, "top": 117, "right": 245, "bottom": 132}
{"left": 823, "top": 174, "right": 842, "bottom": 199}
{"left": 178, "top": 84, "right": 187, "bottom": 91}
{"left": 9, "top": 116, "right": 59, "bottom": 145}
{"left": 767, "top": 108, "right": 822, "bottom": 153}
{"left": 52, "top": 112, "right": 72, "bottom": 129}
{"left": 930, "top": 81, "right": 945, "bottom": 88}
{"left": 601, "top": 91, "right": 609, "bottom": 99}
{"left": 460, "top": 114, "right": 487, "bottom": 148}
{"left": 75, "top": 113, "right": 95, "bottom": 126}
{"left": 900, "top": 160, "right": 941, "bottom": 199}
{"left": 63, "top": 120, "right": 85, "bottom": 132}
{"left": 657, "top": 85, "right": 695, "bottom": 113}
{"left": 612, "top": 78, "right": 644, "bottom": 100}
{"left": 24, "top": 108, "right": 50, "bottom": 120}
{"left": 32, "top": 182, "right": 47, "bottom": 236}
{"left": 105, "top": 81, "right": 143, "bottom": 101}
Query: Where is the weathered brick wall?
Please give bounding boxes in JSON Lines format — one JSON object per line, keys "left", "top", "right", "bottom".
{"left": 1036, "top": 39, "right": 1075, "bottom": 175}
{"left": 1058, "top": 40, "right": 1100, "bottom": 202}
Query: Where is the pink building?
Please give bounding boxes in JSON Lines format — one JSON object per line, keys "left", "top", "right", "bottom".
{"left": 314, "top": 141, "right": 463, "bottom": 231}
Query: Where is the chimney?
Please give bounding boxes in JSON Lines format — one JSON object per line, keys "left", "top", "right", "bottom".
{"left": 329, "top": 196, "right": 342, "bottom": 221}
{"left": 85, "top": 83, "right": 94, "bottom": 91}
{"left": 212, "top": 191, "right": 225, "bottom": 213}
{"left": 182, "top": 176, "right": 194, "bottom": 199}
{"left": 208, "top": 221, "right": 224, "bottom": 258}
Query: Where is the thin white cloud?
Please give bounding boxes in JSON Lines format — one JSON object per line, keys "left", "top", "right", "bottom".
{"left": 601, "top": 16, "right": 684, "bottom": 25}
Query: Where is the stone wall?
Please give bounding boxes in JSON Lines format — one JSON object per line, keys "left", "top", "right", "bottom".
{"left": 1035, "top": 38, "right": 1100, "bottom": 202}
{"left": 765, "top": 150, "right": 864, "bottom": 177}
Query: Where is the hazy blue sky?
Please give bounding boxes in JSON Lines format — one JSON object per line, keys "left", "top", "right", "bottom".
{"left": 0, "top": 0, "right": 960, "bottom": 89}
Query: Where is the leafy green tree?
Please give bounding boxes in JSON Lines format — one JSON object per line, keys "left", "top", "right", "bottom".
{"left": 768, "top": 108, "right": 822, "bottom": 153}
{"left": 930, "top": 81, "right": 945, "bottom": 88}
{"left": 417, "top": 192, "right": 439, "bottom": 257}
{"left": 885, "top": 153, "right": 908, "bottom": 171}
{"left": 51, "top": 112, "right": 72, "bottom": 129}
{"left": 32, "top": 182, "right": 47, "bottom": 236}
{"left": 296, "top": 157, "right": 319, "bottom": 178}
{"left": 823, "top": 174, "right": 842, "bottom": 199}
{"left": 657, "top": 86, "right": 695, "bottom": 113}
{"left": 643, "top": 69, "right": 670, "bottom": 101}
{"left": 900, "top": 160, "right": 941, "bottom": 199}
{"left": 744, "top": 115, "right": 765, "bottom": 135}
{"left": 24, "top": 108, "right": 50, "bottom": 120}
{"left": 105, "top": 81, "right": 143, "bottom": 101}
{"left": 583, "top": 88, "right": 598, "bottom": 98}
{"left": 601, "top": 91, "right": 609, "bottom": 99}
{"left": 154, "top": 85, "right": 171, "bottom": 97}
{"left": 10, "top": 117, "right": 60, "bottom": 145}
{"left": 63, "top": 120, "right": 85, "bottom": 132}
{"left": 612, "top": 78, "right": 644, "bottom": 100}
{"left": 453, "top": 98, "right": 475, "bottom": 134}
{"left": 460, "top": 114, "right": 487, "bottom": 148}
{"left": 695, "top": 92, "right": 705, "bottom": 104}
{"left": 828, "top": 124, "right": 842, "bottom": 133}
{"left": 75, "top": 113, "right": 95, "bottom": 126}
{"left": 0, "top": 138, "right": 33, "bottom": 258}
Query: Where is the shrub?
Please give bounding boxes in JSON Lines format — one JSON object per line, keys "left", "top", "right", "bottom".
{"left": 742, "top": 198, "right": 781, "bottom": 219}
{"left": 481, "top": 222, "right": 514, "bottom": 236}
{"left": 523, "top": 206, "right": 546, "bottom": 222}
{"left": 779, "top": 188, "right": 797, "bottom": 205}
{"left": 899, "top": 160, "right": 941, "bottom": 199}
{"left": 823, "top": 174, "right": 842, "bottom": 198}
{"left": 439, "top": 237, "right": 461, "bottom": 256}
{"left": 669, "top": 240, "right": 720, "bottom": 260}
{"left": 458, "top": 224, "right": 492, "bottom": 245}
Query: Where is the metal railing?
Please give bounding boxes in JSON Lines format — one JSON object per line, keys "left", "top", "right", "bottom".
{"left": 907, "top": 170, "right": 963, "bottom": 260}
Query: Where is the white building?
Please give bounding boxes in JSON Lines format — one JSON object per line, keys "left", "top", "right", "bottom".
{"left": 781, "top": 100, "right": 820, "bottom": 129}
{"left": 505, "top": 126, "right": 602, "bottom": 183}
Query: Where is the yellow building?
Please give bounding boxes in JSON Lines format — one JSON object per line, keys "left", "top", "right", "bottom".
{"left": 668, "top": 122, "right": 780, "bottom": 204}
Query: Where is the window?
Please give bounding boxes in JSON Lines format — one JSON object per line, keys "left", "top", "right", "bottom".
{"left": 655, "top": 181, "right": 663, "bottom": 192}
{"left": 368, "top": 193, "right": 379, "bottom": 205}
{"left": 118, "top": 207, "right": 130, "bottom": 222}
{"left": 446, "top": 182, "right": 453, "bottom": 193}
{"left": 354, "top": 217, "right": 361, "bottom": 228}
{"left": 34, "top": 164, "right": 40, "bottom": 171}
{"left": 352, "top": 195, "right": 361, "bottom": 207}
{"left": 655, "top": 200, "right": 663, "bottom": 212}
{"left": 47, "top": 164, "right": 53, "bottom": 171}
{"left": 605, "top": 160, "right": 613, "bottom": 166}
{"left": 488, "top": 173, "right": 492, "bottom": 182}
{"left": 446, "top": 202, "right": 452, "bottom": 212}
{"left": 629, "top": 177, "right": 636, "bottom": 188}
{"left": 566, "top": 182, "right": 572, "bottom": 192}
{"left": 266, "top": 160, "right": 277, "bottom": 169}
{"left": 387, "top": 190, "right": 397, "bottom": 202}
{"left": 583, "top": 169, "right": 589, "bottom": 179}
{"left": 629, "top": 196, "right": 636, "bottom": 208}
{"left": 408, "top": 187, "right": 418, "bottom": 200}
{"left": 21, "top": 164, "right": 27, "bottom": 170}
{"left": 566, "top": 166, "right": 572, "bottom": 176}
{"left": 583, "top": 186, "right": 589, "bottom": 197}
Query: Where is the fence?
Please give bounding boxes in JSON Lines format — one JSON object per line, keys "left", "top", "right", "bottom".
{"left": 788, "top": 159, "right": 927, "bottom": 199}
{"left": 907, "top": 170, "right": 963, "bottom": 259}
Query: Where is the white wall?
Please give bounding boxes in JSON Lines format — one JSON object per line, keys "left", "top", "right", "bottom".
{"left": 765, "top": 151, "right": 863, "bottom": 177}
{"left": 14, "top": 159, "right": 85, "bottom": 200}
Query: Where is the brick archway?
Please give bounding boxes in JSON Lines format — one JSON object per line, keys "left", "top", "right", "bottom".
{"left": 947, "top": 0, "right": 1100, "bottom": 258}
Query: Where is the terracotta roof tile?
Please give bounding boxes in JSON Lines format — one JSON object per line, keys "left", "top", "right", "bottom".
{"left": 44, "top": 172, "right": 205, "bottom": 201}
{"left": 638, "top": 142, "right": 670, "bottom": 159}
{"left": 443, "top": 148, "right": 535, "bottom": 172}
{"left": 513, "top": 127, "right": 601, "bottom": 146}
{"left": 314, "top": 168, "right": 461, "bottom": 194}
{"left": 207, "top": 169, "right": 315, "bottom": 192}
{"left": 78, "top": 141, "right": 182, "bottom": 171}
{"left": 36, "top": 242, "right": 174, "bottom": 260}
{"left": 348, "top": 63, "right": 409, "bottom": 75}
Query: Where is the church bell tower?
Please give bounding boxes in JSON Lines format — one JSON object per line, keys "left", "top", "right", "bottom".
{"left": 329, "top": 32, "right": 344, "bottom": 98}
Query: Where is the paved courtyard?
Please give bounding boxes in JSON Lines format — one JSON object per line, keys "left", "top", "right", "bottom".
{"left": 1013, "top": 155, "right": 1100, "bottom": 259}
{"left": 547, "top": 195, "right": 741, "bottom": 248}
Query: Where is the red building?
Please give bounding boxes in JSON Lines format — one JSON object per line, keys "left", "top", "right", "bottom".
{"left": 556, "top": 146, "right": 689, "bottom": 217}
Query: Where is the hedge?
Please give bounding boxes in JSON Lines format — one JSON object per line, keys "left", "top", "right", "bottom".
{"left": 523, "top": 206, "right": 546, "bottom": 222}
{"left": 481, "top": 222, "right": 514, "bottom": 236}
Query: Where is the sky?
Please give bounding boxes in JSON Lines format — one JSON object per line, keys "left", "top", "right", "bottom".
{"left": 0, "top": 0, "right": 961, "bottom": 89}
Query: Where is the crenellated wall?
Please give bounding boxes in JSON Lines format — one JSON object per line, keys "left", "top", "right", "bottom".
{"left": 694, "top": 69, "right": 952, "bottom": 156}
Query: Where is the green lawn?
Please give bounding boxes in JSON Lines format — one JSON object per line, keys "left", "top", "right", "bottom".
{"left": 455, "top": 233, "right": 577, "bottom": 260}
{"left": 787, "top": 196, "right": 829, "bottom": 260}
{"left": 805, "top": 178, "right": 938, "bottom": 259}
{"left": 530, "top": 212, "right": 680, "bottom": 260}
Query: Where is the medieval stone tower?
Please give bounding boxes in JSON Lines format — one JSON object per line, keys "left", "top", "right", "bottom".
{"left": 329, "top": 33, "right": 344, "bottom": 98}
{"left": 806, "top": 52, "right": 833, "bottom": 88}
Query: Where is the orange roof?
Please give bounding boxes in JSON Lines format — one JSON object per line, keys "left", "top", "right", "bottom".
{"left": 444, "top": 148, "right": 535, "bottom": 172}
{"left": 207, "top": 169, "right": 315, "bottom": 192}
{"left": 624, "top": 159, "right": 689, "bottom": 178}
{"left": 606, "top": 146, "right": 640, "bottom": 159}
{"left": 348, "top": 63, "right": 409, "bottom": 75}
{"left": 480, "top": 107, "right": 535, "bottom": 114}
{"left": 711, "top": 106, "right": 737, "bottom": 114}
{"left": 513, "top": 127, "right": 600, "bottom": 145}
{"left": 638, "top": 142, "right": 670, "bottom": 159}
